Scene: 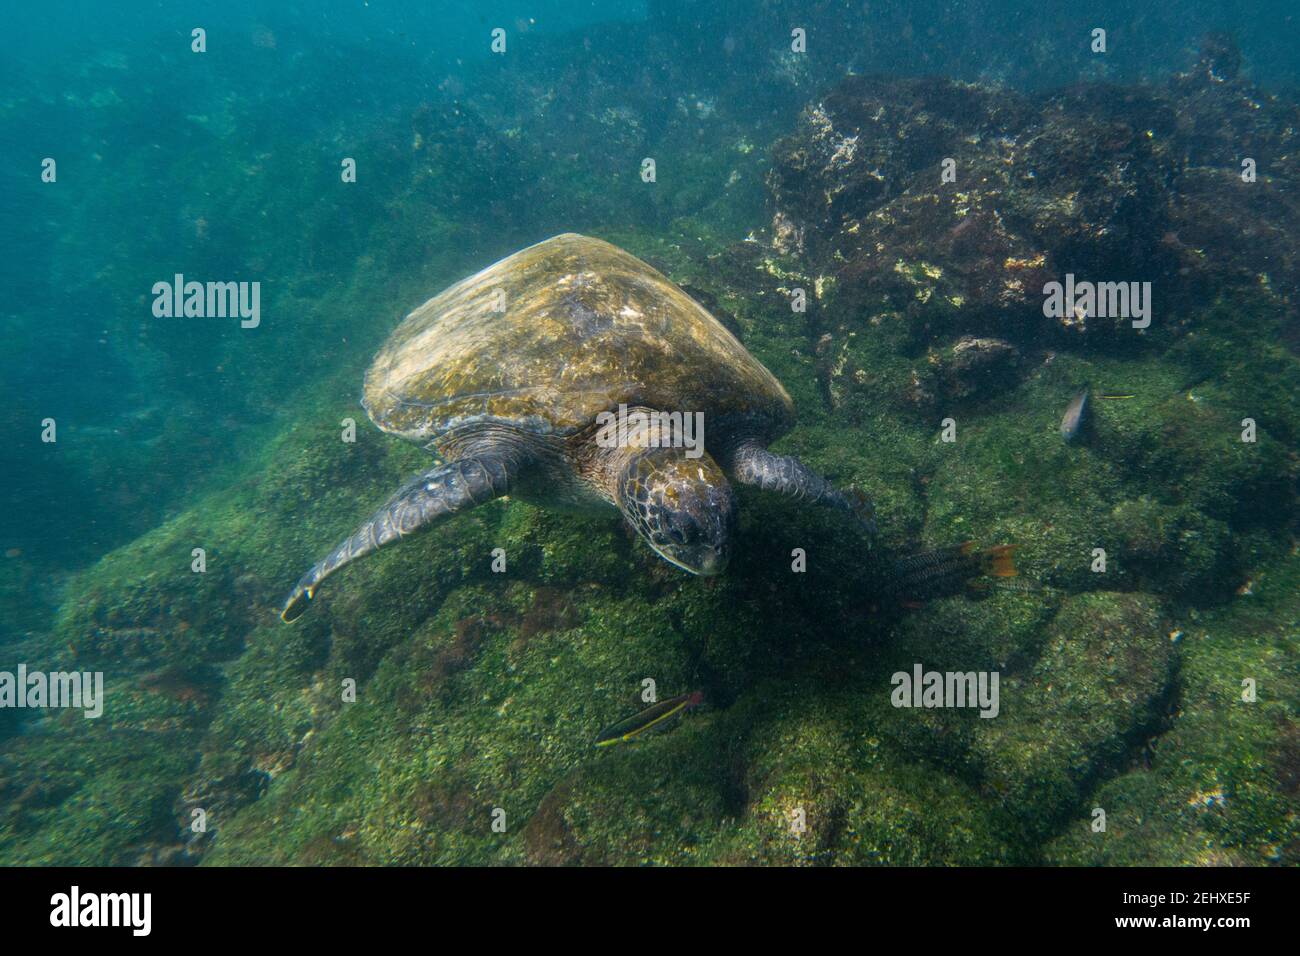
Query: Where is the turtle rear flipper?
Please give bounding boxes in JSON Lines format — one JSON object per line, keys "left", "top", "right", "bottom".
{"left": 280, "top": 455, "right": 515, "bottom": 622}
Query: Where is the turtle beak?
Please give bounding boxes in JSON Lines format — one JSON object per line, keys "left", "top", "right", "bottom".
{"left": 619, "top": 446, "right": 735, "bottom": 576}
{"left": 654, "top": 481, "right": 734, "bottom": 575}
{"left": 657, "top": 541, "right": 728, "bottom": 576}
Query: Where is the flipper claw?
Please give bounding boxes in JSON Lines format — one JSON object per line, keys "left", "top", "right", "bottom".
{"left": 280, "top": 583, "right": 313, "bottom": 623}
{"left": 277, "top": 455, "right": 516, "bottom": 622}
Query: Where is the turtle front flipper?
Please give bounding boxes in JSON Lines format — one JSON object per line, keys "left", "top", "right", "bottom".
{"left": 280, "top": 456, "right": 515, "bottom": 622}
{"left": 726, "top": 442, "right": 876, "bottom": 537}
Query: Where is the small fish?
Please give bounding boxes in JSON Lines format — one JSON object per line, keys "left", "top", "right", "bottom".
{"left": 966, "top": 576, "right": 1054, "bottom": 596}
{"left": 1060, "top": 386, "right": 1091, "bottom": 443}
{"left": 594, "top": 691, "right": 704, "bottom": 747}
{"left": 1097, "top": 393, "right": 1134, "bottom": 400}
{"left": 849, "top": 487, "right": 878, "bottom": 536}
{"left": 883, "top": 542, "right": 1019, "bottom": 603}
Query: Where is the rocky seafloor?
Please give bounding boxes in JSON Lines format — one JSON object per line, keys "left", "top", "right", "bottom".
{"left": 1, "top": 32, "right": 1298, "bottom": 865}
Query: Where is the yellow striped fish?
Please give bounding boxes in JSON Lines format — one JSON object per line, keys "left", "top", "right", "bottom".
{"left": 594, "top": 691, "right": 705, "bottom": 747}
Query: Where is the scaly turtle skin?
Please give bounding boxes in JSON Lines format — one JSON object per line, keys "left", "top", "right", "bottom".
{"left": 281, "top": 234, "right": 872, "bottom": 621}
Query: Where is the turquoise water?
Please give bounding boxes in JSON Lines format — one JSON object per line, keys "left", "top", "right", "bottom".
{"left": 1, "top": 2, "right": 1297, "bottom": 866}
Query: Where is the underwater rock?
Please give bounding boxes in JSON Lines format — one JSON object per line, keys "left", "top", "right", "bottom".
{"left": 767, "top": 77, "right": 1032, "bottom": 261}
{"left": 1044, "top": 552, "right": 1300, "bottom": 865}
{"left": 1108, "top": 497, "right": 1230, "bottom": 596}
{"left": 768, "top": 76, "right": 1177, "bottom": 342}
{"left": 768, "top": 41, "right": 1300, "bottom": 346}
{"left": 898, "top": 337, "right": 1023, "bottom": 414}
{"left": 937, "top": 336, "right": 1022, "bottom": 404}
{"left": 972, "top": 591, "right": 1174, "bottom": 841}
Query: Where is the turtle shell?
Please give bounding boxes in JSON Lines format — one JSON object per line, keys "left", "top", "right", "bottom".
{"left": 362, "top": 234, "right": 794, "bottom": 445}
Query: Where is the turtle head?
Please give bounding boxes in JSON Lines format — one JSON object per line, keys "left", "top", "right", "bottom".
{"left": 617, "top": 446, "right": 735, "bottom": 575}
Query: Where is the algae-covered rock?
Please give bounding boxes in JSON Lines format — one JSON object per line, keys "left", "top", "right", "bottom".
{"left": 972, "top": 592, "right": 1175, "bottom": 844}
{"left": 1045, "top": 555, "right": 1300, "bottom": 865}
{"left": 767, "top": 43, "right": 1300, "bottom": 349}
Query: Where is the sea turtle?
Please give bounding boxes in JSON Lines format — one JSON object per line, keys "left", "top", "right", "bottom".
{"left": 281, "top": 234, "right": 873, "bottom": 621}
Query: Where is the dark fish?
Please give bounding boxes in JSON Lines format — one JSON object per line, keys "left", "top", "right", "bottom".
{"left": 594, "top": 691, "right": 704, "bottom": 747}
{"left": 1060, "top": 386, "right": 1091, "bottom": 442}
{"left": 849, "top": 487, "right": 878, "bottom": 536}
{"left": 882, "top": 542, "right": 1019, "bottom": 602}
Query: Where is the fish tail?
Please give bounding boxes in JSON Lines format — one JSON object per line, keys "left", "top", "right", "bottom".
{"left": 980, "top": 544, "right": 1019, "bottom": 578}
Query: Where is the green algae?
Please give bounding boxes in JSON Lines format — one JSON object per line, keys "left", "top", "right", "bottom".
{"left": 4, "top": 224, "right": 1298, "bottom": 866}
{"left": 1045, "top": 552, "right": 1300, "bottom": 865}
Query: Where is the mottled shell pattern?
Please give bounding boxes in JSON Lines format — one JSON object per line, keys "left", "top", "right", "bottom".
{"left": 362, "top": 234, "right": 794, "bottom": 447}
